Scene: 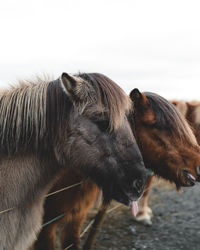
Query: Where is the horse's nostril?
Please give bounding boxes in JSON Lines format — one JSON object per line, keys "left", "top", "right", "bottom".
{"left": 133, "top": 179, "right": 143, "bottom": 194}
{"left": 197, "top": 166, "right": 200, "bottom": 175}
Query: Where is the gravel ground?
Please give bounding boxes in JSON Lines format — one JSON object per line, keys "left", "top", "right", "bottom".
{"left": 81, "top": 180, "right": 200, "bottom": 250}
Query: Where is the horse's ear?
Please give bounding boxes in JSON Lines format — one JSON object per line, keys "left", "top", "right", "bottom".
{"left": 130, "top": 88, "right": 142, "bottom": 105}
{"left": 130, "top": 89, "right": 155, "bottom": 124}
{"left": 130, "top": 88, "right": 149, "bottom": 107}
{"left": 60, "top": 73, "right": 77, "bottom": 98}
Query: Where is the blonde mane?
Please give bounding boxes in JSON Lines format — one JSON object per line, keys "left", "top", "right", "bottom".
{"left": 0, "top": 78, "right": 49, "bottom": 153}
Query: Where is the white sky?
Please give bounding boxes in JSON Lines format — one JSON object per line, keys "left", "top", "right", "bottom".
{"left": 0, "top": 0, "right": 200, "bottom": 100}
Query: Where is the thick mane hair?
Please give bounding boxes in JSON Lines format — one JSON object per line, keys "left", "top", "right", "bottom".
{"left": 145, "top": 92, "right": 198, "bottom": 146}
{"left": 0, "top": 73, "right": 130, "bottom": 154}
{"left": 0, "top": 78, "right": 49, "bottom": 154}
{"left": 76, "top": 73, "right": 131, "bottom": 130}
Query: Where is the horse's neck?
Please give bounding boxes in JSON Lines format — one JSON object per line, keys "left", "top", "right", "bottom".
{"left": 0, "top": 154, "right": 61, "bottom": 209}
{"left": 0, "top": 153, "right": 62, "bottom": 250}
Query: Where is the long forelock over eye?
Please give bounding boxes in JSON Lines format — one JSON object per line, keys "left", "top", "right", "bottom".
{"left": 77, "top": 73, "right": 131, "bottom": 131}
{"left": 145, "top": 92, "right": 198, "bottom": 146}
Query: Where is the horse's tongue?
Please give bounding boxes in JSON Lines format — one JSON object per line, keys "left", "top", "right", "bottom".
{"left": 131, "top": 201, "right": 139, "bottom": 217}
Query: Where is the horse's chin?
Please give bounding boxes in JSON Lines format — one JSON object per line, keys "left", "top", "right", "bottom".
{"left": 109, "top": 191, "right": 139, "bottom": 207}
{"left": 101, "top": 182, "right": 142, "bottom": 207}
{"left": 114, "top": 196, "right": 132, "bottom": 206}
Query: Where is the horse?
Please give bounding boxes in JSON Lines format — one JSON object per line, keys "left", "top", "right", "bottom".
{"left": 134, "top": 173, "right": 154, "bottom": 225}
{"left": 33, "top": 169, "right": 99, "bottom": 250}
{"left": 130, "top": 89, "right": 200, "bottom": 187}
{"left": 172, "top": 100, "right": 200, "bottom": 143}
{"left": 33, "top": 85, "right": 200, "bottom": 250}
{"left": 135, "top": 98, "right": 200, "bottom": 225}
{"left": 0, "top": 72, "right": 148, "bottom": 250}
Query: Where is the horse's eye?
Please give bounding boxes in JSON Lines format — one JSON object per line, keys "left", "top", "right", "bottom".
{"left": 96, "top": 120, "right": 110, "bottom": 131}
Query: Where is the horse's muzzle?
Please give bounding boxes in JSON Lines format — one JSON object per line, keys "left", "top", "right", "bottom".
{"left": 182, "top": 169, "right": 196, "bottom": 186}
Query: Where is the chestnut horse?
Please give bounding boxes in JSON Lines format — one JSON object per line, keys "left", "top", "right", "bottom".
{"left": 0, "top": 73, "right": 148, "bottom": 250}
{"left": 135, "top": 99, "right": 200, "bottom": 225}
{"left": 33, "top": 82, "right": 200, "bottom": 250}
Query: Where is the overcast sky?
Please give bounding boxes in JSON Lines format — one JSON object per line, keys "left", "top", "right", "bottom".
{"left": 0, "top": 0, "right": 200, "bottom": 100}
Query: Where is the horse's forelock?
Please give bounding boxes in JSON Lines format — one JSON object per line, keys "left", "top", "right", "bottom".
{"left": 145, "top": 92, "right": 198, "bottom": 146}
{"left": 77, "top": 73, "right": 131, "bottom": 131}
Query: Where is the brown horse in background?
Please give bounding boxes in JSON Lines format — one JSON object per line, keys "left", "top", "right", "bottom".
{"left": 134, "top": 173, "right": 154, "bottom": 225}
{"left": 0, "top": 72, "right": 148, "bottom": 250}
{"left": 33, "top": 169, "right": 99, "bottom": 250}
{"left": 136, "top": 99, "right": 200, "bottom": 225}
{"left": 172, "top": 100, "right": 200, "bottom": 142}
{"left": 34, "top": 87, "right": 200, "bottom": 250}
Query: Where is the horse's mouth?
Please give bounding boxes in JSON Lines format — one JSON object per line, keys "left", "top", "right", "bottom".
{"left": 182, "top": 170, "right": 196, "bottom": 186}
{"left": 114, "top": 192, "right": 139, "bottom": 207}
{"left": 113, "top": 193, "right": 140, "bottom": 216}
{"left": 124, "top": 199, "right": 139, "bottom": 217}
{"left": 115, "top": 196, "right": 132, "bottom": 206}
{"left": 118, "top": 197, "right": 139, "bottom": 218}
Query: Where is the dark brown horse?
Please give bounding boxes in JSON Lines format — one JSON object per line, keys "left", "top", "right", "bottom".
{"left": 0, "top": 73, "right": 148, "bottom": 250}
{"left": 34, "top": 85, "right": 200, "bottom": 250}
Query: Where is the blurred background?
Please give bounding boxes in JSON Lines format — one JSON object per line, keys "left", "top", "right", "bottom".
{"left": 0, "top": 0, "right": 200, "bottom": 100}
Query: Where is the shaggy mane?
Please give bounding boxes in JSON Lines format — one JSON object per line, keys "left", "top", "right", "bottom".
{"left": 77, "top": 73, "right": 131, "bottom": 130}
{"left": 0, "top": 78, "right": 49, "bottom": 154}
{"left": 145, "top": 92, "right": 198, "bottom": 146}
{"left": 0, "top": 73, "right": 130, "bottom": 154}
